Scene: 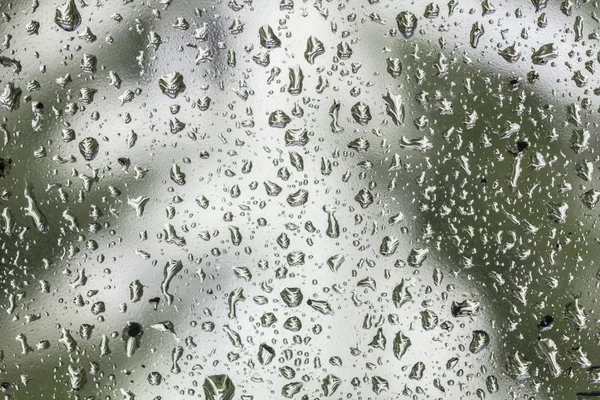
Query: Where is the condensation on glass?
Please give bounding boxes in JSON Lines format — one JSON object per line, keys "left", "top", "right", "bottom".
{"left": 0, "top": 0, "right": 596, "bottom": 399}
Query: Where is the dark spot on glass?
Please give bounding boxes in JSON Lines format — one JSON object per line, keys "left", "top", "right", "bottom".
{"left": 149, "top": 297, "right": 160, "bottom": 310}
{"left": 539, "top": 315, "right": 553, "bottom": 331}
{"left": 118, "top": 157, "right": 130, "bottom": 169}
{"left": 0, "top": 158, "right": 11, "bottom": 179}
{"left": 527, "top": 70, "right": 539, "bottom": 83}
{"left": 516, "top": 141, "right": 529, "bottom": 153}
{"left": 127, "top": 322, "right": 142, "bottom": 337}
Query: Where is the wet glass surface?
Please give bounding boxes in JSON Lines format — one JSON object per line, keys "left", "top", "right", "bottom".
{"left": 1, "top": 0, "right": 599, "bottom": 399}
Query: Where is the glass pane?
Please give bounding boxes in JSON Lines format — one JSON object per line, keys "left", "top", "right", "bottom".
{"left": 0, "top": 0, "right": 594, "bottom": 398}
